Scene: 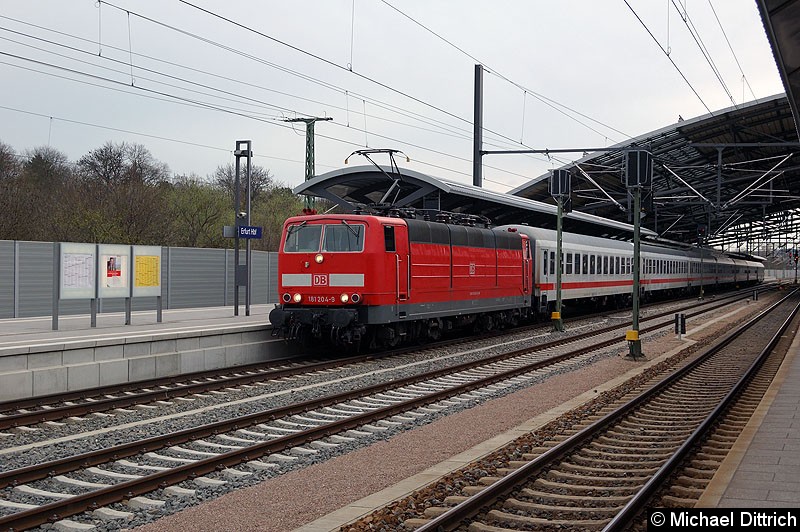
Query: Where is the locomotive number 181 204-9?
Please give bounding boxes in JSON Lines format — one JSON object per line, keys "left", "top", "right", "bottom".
{"left": 307, "top": 295, "right": 337, "bottom": 304}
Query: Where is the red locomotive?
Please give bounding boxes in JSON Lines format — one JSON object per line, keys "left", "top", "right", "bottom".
{"left": 269, "top": 209, "right": 533, "bottom": 349}
{"left": 269, "top": 206, "right": 765, "bottom": 349}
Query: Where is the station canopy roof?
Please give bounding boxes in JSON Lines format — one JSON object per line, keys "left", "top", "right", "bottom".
{"left": 509, "top": 94, "right": 800, "bottom": 250}
{"left": 297, "top": 94, "right": 798, "bottom": 248}
{"left": 297, "top": 5, "right": 800, "bottom": 251}
{"left": 295, "top": 164, "right": 657, "bottom": 241}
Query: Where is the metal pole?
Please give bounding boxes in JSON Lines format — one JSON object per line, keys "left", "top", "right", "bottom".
{"left": 246, "top": 142, "right": 252, "bottom": 317}
{"left": 52, "top": 242, "right": 59, "bottom": 331}
{"left": 473, "top": 64, "right": 483, "bottom": 187}
{"left": 283, "top": 118, "right": 331, "bottom": 210}
{"left": 699, "top": 244, "right": 705, "bottom": 299}
{"left": 234, "top": 147, "right": 241, "bottom": 316}
{"left": 553, "top": 197, "right": 564, "bottom": 332}
{"left": 628, "top": 186, "right": 642, "bottom": 358}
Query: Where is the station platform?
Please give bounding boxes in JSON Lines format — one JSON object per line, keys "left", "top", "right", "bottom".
{"left": 698, "top": 324, "right": 800, "bottom": 508}
{"left": 0, "top": 305, "right": 292, "bottom": 402}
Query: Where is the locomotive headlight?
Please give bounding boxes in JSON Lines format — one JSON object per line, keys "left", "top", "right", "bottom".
{"left": 340, "top": 293, "right": 349, "bottom": 303}
{"left": 282, "top": 293, "right": 291, "bottom": 303}
{"left": 293, "top": 293, "right": 302, "bottom": 303}
{"left": 351, "top": 293, "right": 361, "bottom": 303}
{"left": 315, "top": 254, "right": 324, "bottom": 264}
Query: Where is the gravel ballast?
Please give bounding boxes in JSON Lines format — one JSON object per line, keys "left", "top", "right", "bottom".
{"left": 130, "top": 298, "right": 766, "bottom": 532}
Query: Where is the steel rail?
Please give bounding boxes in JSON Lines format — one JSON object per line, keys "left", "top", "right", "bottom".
{"left": 603, "top": 292, "right": 800, "bottom": 530}
{"left": 0, "top": 286, "right": 766, "bottom": 429}
{"left": 415, "top": 288, "right": 798, "bottom": 531}
{"left": 0, "top": 290, "right": 768, "bottom": 530}
{"left": 0, "top": 289, "right": 754, "bottom": 488}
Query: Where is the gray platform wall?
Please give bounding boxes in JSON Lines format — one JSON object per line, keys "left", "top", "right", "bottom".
{"left": 0, "top": 241, "right": 278, "bottom": 318}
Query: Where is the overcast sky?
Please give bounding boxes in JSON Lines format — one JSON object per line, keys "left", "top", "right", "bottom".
{"left": 0, "top": 1, "right": 785, "bottom": 192}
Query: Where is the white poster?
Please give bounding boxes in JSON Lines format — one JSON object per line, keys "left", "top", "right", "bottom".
{"left": 60, "top": 243, "right": 97, "bottom": 300}
{"left": 97, "top": 244, "right": 131, "bottom": 298}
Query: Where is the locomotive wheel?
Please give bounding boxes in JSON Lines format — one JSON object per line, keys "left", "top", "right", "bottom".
{"left": 426, "top": 319, "right": 442, "bottom": 341}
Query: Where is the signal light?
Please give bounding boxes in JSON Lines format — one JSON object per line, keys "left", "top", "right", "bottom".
{"left": 282, "top": 293, "right": 291, "bottom": 303}
{"left": 351, "top": 293, "right": 361, "bottom": 303}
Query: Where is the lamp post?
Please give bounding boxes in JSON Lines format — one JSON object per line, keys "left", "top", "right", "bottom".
{"left": 549, "top": 169, "right": 571, "bottom": 332}
{"left": 625, "top": 150, "right": 653, "bottom": 360}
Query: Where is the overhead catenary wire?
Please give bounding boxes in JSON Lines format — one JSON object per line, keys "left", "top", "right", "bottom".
{"left": 707, "top": 0, "right": 757, "bottom": 102}
{"left": 0, "top": 20, "right": 499, "bottom": 145}
{"left": 3, "top": 11, "right": 532, "bottom": 155}
{"left": 378, "top": 0, "right": 633, "bottom": 142}
{"left": 670, "top": 0, "right": 737, "bottom": 108}
{"left": 623, "top": 0, "right": 713, "bottom": 115}
{"left": 0, "top": 47, "right": 537, "bottom": 187}
{"left": 3, "top": 11, "right": 556, "bottom": 183}
{"left": 137, "top": 1, "right": 554, "bottom": 157}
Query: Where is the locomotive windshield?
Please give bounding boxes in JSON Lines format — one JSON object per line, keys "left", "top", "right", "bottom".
{"left": 284, "top": 223, "right": 322, "bottom": 252}
{"left": 284, "top": 222, "right": 364, "bottom": 253}
{"left": 323, "top": 222, "right": 364, "bottom": 252}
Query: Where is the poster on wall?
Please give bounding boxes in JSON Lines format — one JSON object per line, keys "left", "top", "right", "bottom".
{"left": 132, "top": 246, "right": 162, "bottom": 297}
{"left": 60, "top": 242, "right": 97, "bottom": 300}
{"left": 98, "top": 244, "right": 131, "bottom": 298}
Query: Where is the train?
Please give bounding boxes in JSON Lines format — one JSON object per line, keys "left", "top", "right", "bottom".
{"left": 268, "top": 209, "right": 764, "bottom": 350}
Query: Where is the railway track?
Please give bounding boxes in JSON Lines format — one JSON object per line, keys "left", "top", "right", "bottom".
{"left": 0, "top": 286, "right": 769, "bottom": 431}
{"left": 379, "top": 289, "right": 800, "bottom": 531}
{"left": 0, "top": 288, "right": 776, "bottom": 530}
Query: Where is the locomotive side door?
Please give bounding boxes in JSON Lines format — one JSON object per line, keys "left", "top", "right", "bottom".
{"left": 386, "top": 224, "right": 409, "bottom": 301}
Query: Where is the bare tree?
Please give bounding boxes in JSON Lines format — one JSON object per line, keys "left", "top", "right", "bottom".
{"left": 212, "top": 163, "right": 274, "bottom": 205}
{"left": 167, "top": 174, "right": 228, "bottom": 247}
{"left": 75, "top": 142, "right": 170, "bottom": 244}
{"left": 0, "top": 141, "right": 24, "bottom": 240}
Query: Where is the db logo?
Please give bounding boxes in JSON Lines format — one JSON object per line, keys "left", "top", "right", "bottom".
{"left": 313, "top": 274, "right": 329, "bottom": 286}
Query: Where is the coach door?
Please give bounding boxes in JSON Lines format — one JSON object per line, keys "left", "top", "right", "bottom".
{"left": 386, "top": 224, "right": 409, "bottom": 302}
{"left": 523, "top": 238, "right": 531, "bottom": 294}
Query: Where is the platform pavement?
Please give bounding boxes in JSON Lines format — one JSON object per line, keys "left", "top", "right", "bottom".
{"left": 0, "top": 304, "right": 273, "bottom": 350}
{"left": 698, "top": 323, "right": 800, "bottom": 508}
{"left": 0, "top": 304, "right": 287, "bottom": 401}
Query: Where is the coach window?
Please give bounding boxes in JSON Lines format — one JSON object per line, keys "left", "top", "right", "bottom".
{"left": 582, "top": 254, "right": 588, "bottom": 275}
{"left": 550, "top": 251, "right": 556, "bottom": 275}
{"left": 589, "top": 255, "right": 596, "bottom": 275}
{"left": 384, "top": 226, "right": 396, "bottom": 252}
{"left": 601, "top": 256, "right": 607, "bottom": 275}
{"left": 566, "top": 253, "right": 573, "bottom": 275}
{"left": 543, "top": 252, "right": 548, "bottom": 275}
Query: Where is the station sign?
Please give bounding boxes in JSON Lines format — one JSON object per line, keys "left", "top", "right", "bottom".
{"left": 238, "top": 225, "right": 263, "bottom": 239}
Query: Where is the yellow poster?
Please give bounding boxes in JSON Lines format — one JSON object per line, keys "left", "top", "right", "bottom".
{"left": 135, "top": 255, "right": 160, "bottom": 287}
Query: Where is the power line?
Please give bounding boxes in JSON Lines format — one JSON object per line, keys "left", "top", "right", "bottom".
{"left": 0, "top": 50, "right": 538, "bottom": 186}
{"left": 670, "top": 0, "right": 737, "bottom": 108}
{"left": 378, "top": 0, "right": 633, "bottom": 142}
{"left": 0, "top": 103, "right": 321, "bottom": 168}
{"left": 707, "top": 0, "right": 757, "bottom": 101}
{"left": 3, "top": 11, "right": 542, "bottom": 154}
{"left": 0, "top": 8, "right": 561, "bottom": 187}
{"left": 0, "top": 18, "right": 499, "bottom": 147}
{"left": 107, "top": 1, "right": 540, "bottom": 154}
{"left": 622, "top": 0, "right": 713, "bottom": 115}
